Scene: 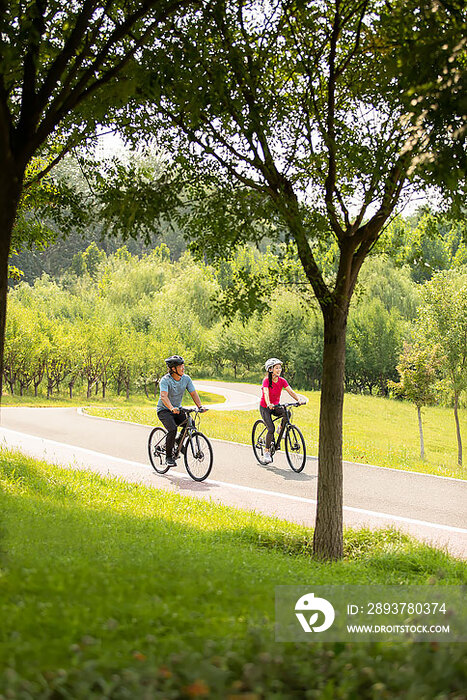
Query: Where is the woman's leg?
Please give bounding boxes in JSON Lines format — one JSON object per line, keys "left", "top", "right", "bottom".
{"left": 260, "top": 405, "right": 275, "bottom": 449}
{"left": 273, "top": 405, "right": 288, "bottom": 433}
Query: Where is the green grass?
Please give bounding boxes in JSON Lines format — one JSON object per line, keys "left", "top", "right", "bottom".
{"left": 0, "top": 450, "right": 465, "bottom": 698}
{"left": 86, "top": 389, "right": 466, "bottom": 480}
{"left": 1, "top": 389, "right": 222, "bottom": 408}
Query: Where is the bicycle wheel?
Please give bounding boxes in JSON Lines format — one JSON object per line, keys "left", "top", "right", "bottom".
{"left": 184, "top": 430, "right": 213, "bottom": 481}
{"left": 285, "top": 424, "right": 306, "bottom": 472}
{"left": 148, "top": 426, "right": 170, "bottom": 474}
{"left": 252, "top": 419, "right": 272, "bottom": 465}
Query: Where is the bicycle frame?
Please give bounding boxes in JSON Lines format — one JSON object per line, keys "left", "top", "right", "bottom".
{"left": 172, "top": 408, "right": 199, "bottom": 458}
{"left": 268, "top": 402, "right": 297, "bottom": 449}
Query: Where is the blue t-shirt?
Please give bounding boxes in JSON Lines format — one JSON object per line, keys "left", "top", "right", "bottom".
{"left": 157, "top": 373, "right": 196, "bottom": 411}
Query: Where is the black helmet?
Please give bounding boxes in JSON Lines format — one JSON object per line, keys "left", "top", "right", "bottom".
{"left": 165, "top": 355, "right": 184, "bottom": 369}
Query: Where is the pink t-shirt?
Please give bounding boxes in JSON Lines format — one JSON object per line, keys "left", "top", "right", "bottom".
{"left": 260, "top": 376, "right": 289, "bottom": 408}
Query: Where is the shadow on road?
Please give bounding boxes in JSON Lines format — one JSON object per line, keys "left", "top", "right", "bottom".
{"left": 253, "top": 462, "right": 316, "bottom": 481}
{"left": 164, "top": 473, "right": 221, "bottom": 492}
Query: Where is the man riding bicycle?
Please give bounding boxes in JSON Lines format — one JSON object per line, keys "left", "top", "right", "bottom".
{"left": 157, "top": 355, "right": 206, "bottom": 467}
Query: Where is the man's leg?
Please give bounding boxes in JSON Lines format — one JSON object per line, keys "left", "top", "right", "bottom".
{"left": 157, "top": 410, "right": 179, "bottom": 462}
{"left": 174, "top": 410, "right": 191, "bottom": 451}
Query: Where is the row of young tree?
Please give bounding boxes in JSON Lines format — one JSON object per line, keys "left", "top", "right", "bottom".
{"left": 8, "top": 244, "right": 466, "bottom": 426}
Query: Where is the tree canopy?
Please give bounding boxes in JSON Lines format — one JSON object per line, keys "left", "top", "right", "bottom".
{"left": 129, "top": 0, "right": 466, "bottom": 559}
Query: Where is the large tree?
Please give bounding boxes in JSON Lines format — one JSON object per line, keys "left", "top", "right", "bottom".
{"left": 0, "top": 0, "right": 198, "bottom": 397}
{"left": 134, "top": 0, "right": 465, "bottom": 558}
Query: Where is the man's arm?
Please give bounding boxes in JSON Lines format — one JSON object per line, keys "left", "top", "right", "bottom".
{"left": 160, "top": 390, "right": 180, "bottom": 414}
{"left": 189, "top": 390, "right": 205, "bottom": 410}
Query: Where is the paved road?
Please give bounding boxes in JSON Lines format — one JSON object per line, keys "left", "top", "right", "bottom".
{"left": 0, "top": 381, "right": 466, "bottom": 559}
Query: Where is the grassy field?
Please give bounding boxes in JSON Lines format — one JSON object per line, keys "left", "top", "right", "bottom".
{"left": 84, "top": 389, "right": 466, "bottom": 480}
{"left": 0, "top": 449, "right": 465, "bottom": 698}
{"left": 0, "top": 389, "right": 220, "bottom": 408}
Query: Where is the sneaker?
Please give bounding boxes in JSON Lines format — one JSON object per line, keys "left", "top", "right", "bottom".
{"left": 263, "top": 453, "right": 273, "bottom": 464}
{"left": 165, "top": 457, "right": 176, "bottom": 468}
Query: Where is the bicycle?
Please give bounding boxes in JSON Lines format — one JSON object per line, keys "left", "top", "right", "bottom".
{"left": 148, "top": 407, "right": 213, "bottom": 482}
{"left": 252, "top": 402, "right": 307, "bottom": 472}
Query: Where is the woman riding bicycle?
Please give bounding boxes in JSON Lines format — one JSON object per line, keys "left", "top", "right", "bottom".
{"left": 260, "top": 357, "right": 303, "bottom": 464}
{"left": 157, "top": 355, "right": 206, "bottom": 467}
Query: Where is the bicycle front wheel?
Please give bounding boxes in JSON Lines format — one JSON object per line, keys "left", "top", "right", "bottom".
{"left": 148, "top": 426, "right": 170, "bottom": 474}
{"left": 184, "top": 430, "right": 213, "bottom": 481}
{"left": 285, "top": 425, "right": 306, "bottom": 472}
{"left": 252, "top": 419, "right": 270, "bottom": 464}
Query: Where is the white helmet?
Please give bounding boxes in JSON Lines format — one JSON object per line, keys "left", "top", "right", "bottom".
{"left": 265, "top": 357, "right": 283, "bottom": 371}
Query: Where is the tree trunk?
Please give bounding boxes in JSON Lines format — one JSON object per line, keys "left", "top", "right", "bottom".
{"left": 313, "top": 308, "right": 347, "bottom": 560}
{"left": 0, "top": 163, "right": 24, "bottom": 404}
{"left": 453, "top": 392, "right": 462, "bottom": 467}
{"left": 417, "top": 405, "right": 425, "bottom": 460}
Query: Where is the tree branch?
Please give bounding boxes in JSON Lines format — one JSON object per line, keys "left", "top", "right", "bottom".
{"left": 35, "top": 1, "right": 103, "bottom": 116}
{"left": 335, "top": 0, "right": 368, "bottom": 79}
{"left": 324, "top": 4, "right": 344, "bottom": 240}
{"left": 18, "top": 0, "right": 47, "bottom": 139}
{"left": 349, "top": 154, "right": 409, "bottom": 287}
{"left": 51, "top": 1, "right": 113, "bottom": 111}
{"left": 23, "top": 1, "right": 195, "bottom": 159}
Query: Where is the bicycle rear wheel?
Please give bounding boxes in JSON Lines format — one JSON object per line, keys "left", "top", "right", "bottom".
{"left": 285, "top": 425, "right": 306, "bottom": 472}
{"left": 184, "top": 430, "right": 213, "bottom": 481}
{"left": 148, "top": 426, "right": 170, "bottom": 474}
{"left": 252, "top": 419, "right": 273, "bottom": 464}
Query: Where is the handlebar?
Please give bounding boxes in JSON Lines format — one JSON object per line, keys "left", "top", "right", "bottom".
{"left": 181, "top": 406, "right": 208, "bottom": 413}
{"left": 274, "top": 401, "right": 306, "bottom": 408}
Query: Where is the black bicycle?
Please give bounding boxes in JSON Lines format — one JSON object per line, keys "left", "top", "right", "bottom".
{"left": 252, "top": 402, "right": 307, "bottom": 472}
{"left": 148, "top": 407, "right": 213, "bottom": 482}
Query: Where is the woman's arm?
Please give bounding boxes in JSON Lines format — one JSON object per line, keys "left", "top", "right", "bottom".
{"left": 285, "top": 385, "right": 301, "bottom": 402}
{"left": 263, "top": 386, "right": 274, "bottom": 409}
